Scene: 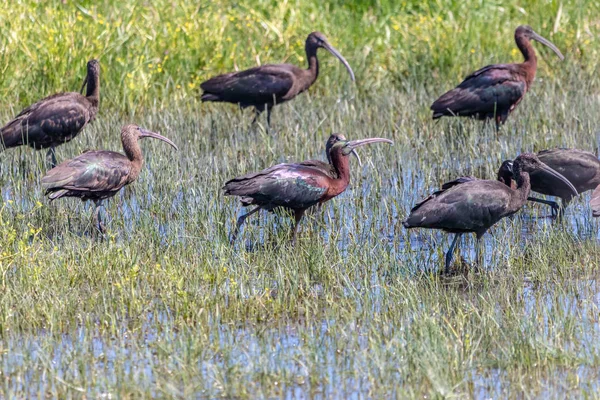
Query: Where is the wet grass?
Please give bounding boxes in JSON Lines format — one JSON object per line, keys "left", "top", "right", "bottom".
{"left": 2, "top": 82, "right": 600, "bottom": 397}
{"left": 2, "top": 0, "right": 600, "bottom": 398}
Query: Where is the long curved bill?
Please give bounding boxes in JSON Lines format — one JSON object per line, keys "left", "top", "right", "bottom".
{"left": 322, "top": 42, "right": 355, "bottom": 81}
{"left": 342, "top": 138, "right": 394, "bottom": 162}
{"left": 531, "top": 31, "right": 564, "bottom": 60}
{"left": 80, "top": 75, "right": 88, "bottom": 94}
{"left": 539, "top": 163, "right": 577, "bottom": 196}
{"left": 139, "top": 128, "right": 179, "bottom": 151}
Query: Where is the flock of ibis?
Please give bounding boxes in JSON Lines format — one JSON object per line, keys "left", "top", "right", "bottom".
{"left": 1, "top": 26, "right": 597, "bottom": 273}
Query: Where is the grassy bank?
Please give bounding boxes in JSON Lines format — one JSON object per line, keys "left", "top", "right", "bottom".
{"left": 0, "top": 0, "right": 598, "bottom": 111}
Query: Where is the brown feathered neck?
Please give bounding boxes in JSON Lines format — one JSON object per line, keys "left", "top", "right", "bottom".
{"left": 325, "top": 148, "right": 351, "bottom": 198}
{"left": 304, "top": 42, "right": 320, "bottom": 87}
{"left": 121, "top": 131, "right": 143, "bottom": 183}
{"left": 510, "top": 162, "right": 531, "bottom": 212}
{"left": 515, "top": 32, "right": 537, "bottom": 86}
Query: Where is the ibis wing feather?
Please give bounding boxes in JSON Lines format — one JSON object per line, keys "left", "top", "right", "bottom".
{"left": 1, "top": 92, "right": 92, "bottom": 149}
{"left": 406, "top": 180, "right": 513, "bottom": 232}
{"left": 42, "top": 151, "right": 131, "bottom": 195}
{"left": 441, "top": 176, "right": 478, "bottom": 190}
{"left": 410, "top": 176, "right": 477, "bottom": 213}
{"left": 431, "top": 65, "right": 526, "bottom": 118}
{"left": 201, "top": 66, "right": 294, "bottom": 105}
{"left": 224, "top": 164, "right": 328, "bottom": 209}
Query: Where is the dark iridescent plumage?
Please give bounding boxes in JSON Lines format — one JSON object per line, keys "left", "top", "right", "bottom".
{"left": 431, "top": 26, "right": 564, "bottom": 130}
{"left": 1, "top": 60, "right": 101, "bottom": 167}
{"left": 224, "top": 134, "right": 392, "bottom": 244}
{"left": 201, "top": 32, "right": 355, "bottom": 126}
{"left": 499, "top": 148, "right": 600, "bottom": 217}
{"left": 403, "top": 153, "right": 577, "bottom": 273}
{"left": 42, "top": 124, "right": 178, "bottom": 233}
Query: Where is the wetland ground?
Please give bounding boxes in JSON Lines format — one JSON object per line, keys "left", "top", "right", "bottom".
{"left": 1, "top": 0, "right": 600, "bottom": 398}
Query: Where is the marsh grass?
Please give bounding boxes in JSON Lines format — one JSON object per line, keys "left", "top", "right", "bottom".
{"left": 2, "top": 0, "right": 600, "bottom": 398}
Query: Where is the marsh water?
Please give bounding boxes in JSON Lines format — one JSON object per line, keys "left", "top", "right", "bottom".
{"left": 2, "top": 94, "right": 600, "bottom": 397}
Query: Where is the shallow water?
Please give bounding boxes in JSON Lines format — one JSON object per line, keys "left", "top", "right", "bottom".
{"left": 2, "top": 99, "right": 600, "bottom": 397}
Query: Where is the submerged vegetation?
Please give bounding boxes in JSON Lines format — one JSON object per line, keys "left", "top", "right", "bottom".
{"left": 1, "top": 0, "right": 600, "bottom": 397}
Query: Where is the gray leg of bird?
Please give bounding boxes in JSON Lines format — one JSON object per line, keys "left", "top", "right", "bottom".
{"left": 266, "top": 107, "right": 272, "bottom": 127}
{"left": 251, "top": 108, "right": 261, "bottom": 125}
{"left": 46, "top": 147, "right": 57, "bottom": 169}
{"left": 93, "top": 200, "right": 106, "bottom": 235}
{"left": 291, "top": 209, "right": 306, "bottom": 246}
{"left": 230, "top": 206, "right": 261, "bottom": 244}
{"left": 445, "top": 233, "right": 461, "bottom": 274}
{"left": 527, "top": 196, "right": 560, "bottom": 218}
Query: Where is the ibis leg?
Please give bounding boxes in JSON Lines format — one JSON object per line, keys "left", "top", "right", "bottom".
{"left": 527, "top": 196, "right": 560, "bottom": 218}
{"left": 291, "top": 209, "right": 306, "bottom": 246}
{"left": 266, "top": 106, "right": 273, "bottom": 127}
{"left": 444, "top": 233, "right": 462, "bottom": 274}
{"left": 93, "top": 200, "right": 106, "bottom": 235}
{"left": 251, "top": 109, "right": 261, "bottom": 125}
{"left": 231, "top": 206, "right": 261, "bottom": 244}
{"left": 494, "top": 113, "right": 507, "bottom": 133}
{"left": 252, "top": 104, "right": 268, "bottom": 126}
{"left": 46, "top": 146, "right": 57, "bottom": 169}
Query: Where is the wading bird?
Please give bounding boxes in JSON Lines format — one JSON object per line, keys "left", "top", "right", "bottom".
{"left": 1, "top": 59, "right": 101, "bottom": 167}
{"left": 42, "top": 124, "right": 178, "bottom": 234}
{"left": 431, "top": 25, "right": 564, "bottom": 130}
{"left": 403, "top": 153, "right": 577, "bottom": 273}
{"left": 201, "top": 32, "right": 355, "bottom": 126}
{"left": 223, "top": 134, "right": 392, "bottom": 244}
{"left": 499, "top": 148, "right": 600, "bottom": 217}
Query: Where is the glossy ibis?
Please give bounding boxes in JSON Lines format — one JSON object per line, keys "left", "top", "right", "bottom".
{"left": 500, "top": 148, "right": 600, "bottom": 217}
{"left": 223, "top": 134, "right": 392, "bottom": 244}
{"left": 431, "top": 26, "right": 564, "bottom": 130}
{"left": 42, "top": 124, "right": 178, "bottom": 233}
{"left": 403, "top": 153, "right": 577, "bottom": 273}
{"left": 201, "top": 32, "right": 355, "bottom": 126}
{"left": 1, "top": 59, "right": 100, "bottom": 167}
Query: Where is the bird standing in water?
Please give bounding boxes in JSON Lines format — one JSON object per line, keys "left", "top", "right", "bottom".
{"left": 431, "top": 26, "right": 564, "bottom": 130}
{"left": 1, "top": 59, "right": 101, "bottom": 167}
{"left": 42, "top": 124, "right": 178, "bottom": 234}
{"left": 224, "top": 134, "right": 392, "bottom": 244}
{"left": 404, "top": 153, "right": 577, "bottom": 273}
{"left": 498, "top": 148, "right": 600, "bottom": 218}
{"left": 201, "top": 32, "right": 355, "bottom": 126}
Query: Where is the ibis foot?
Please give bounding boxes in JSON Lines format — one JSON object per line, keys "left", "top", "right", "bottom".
{"left": 440, "top": 256, "right": 471, "bottom": 277}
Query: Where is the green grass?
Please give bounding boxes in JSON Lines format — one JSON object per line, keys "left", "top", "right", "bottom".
{"left": 2, "top": 0, "right": 600, "bottom": 398}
